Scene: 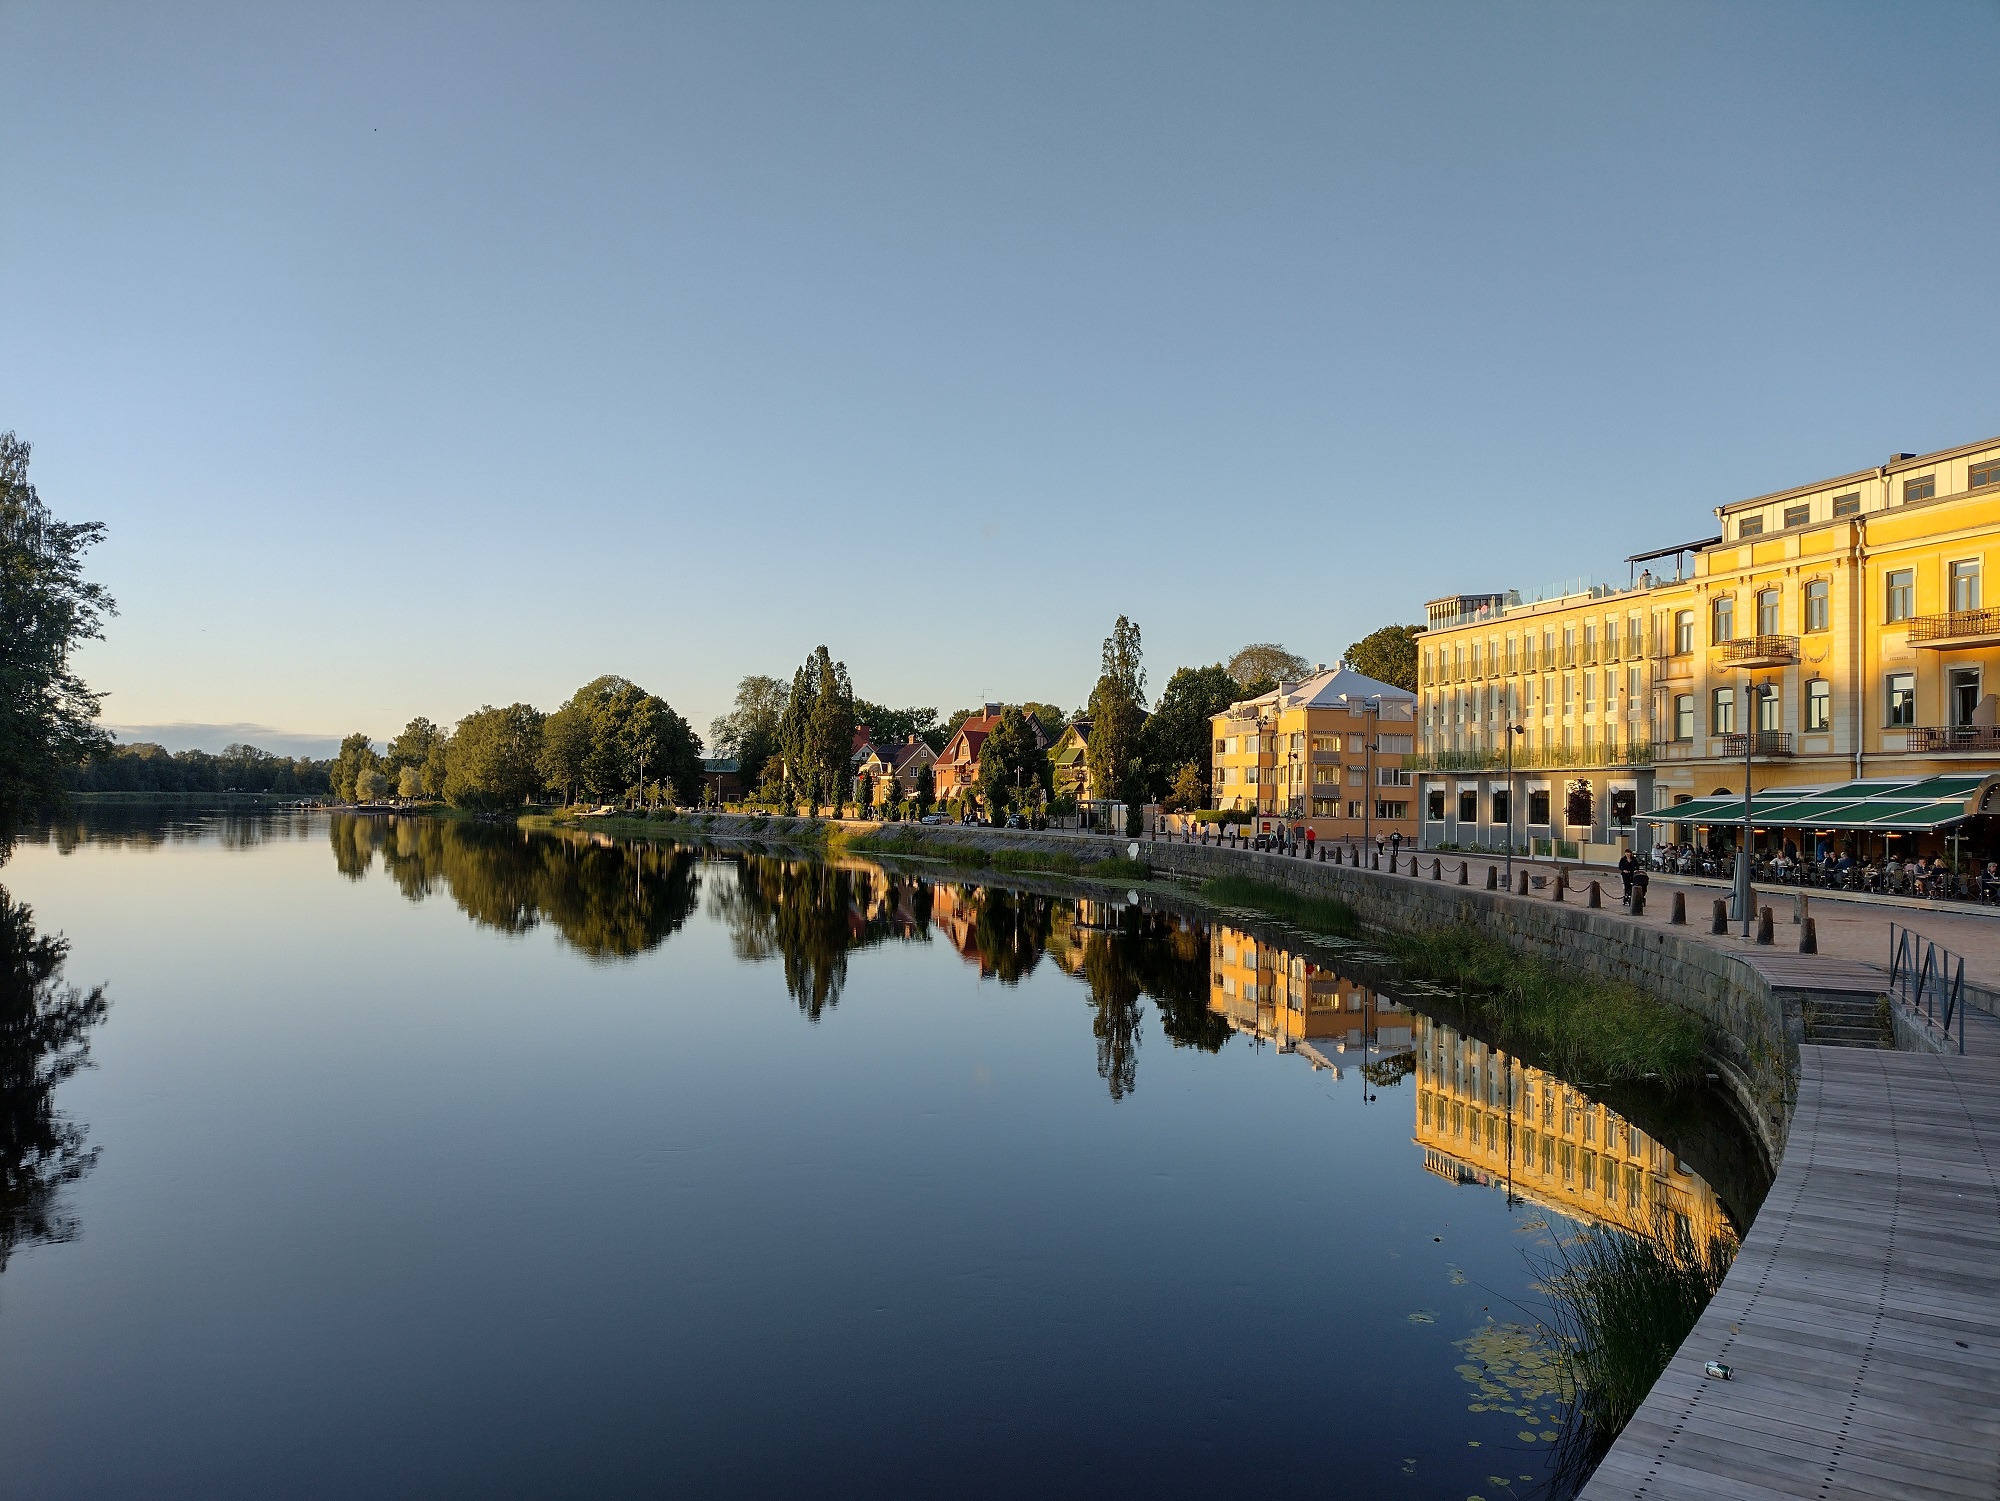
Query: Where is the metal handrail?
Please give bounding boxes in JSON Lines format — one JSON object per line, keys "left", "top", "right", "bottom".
{"left": 1889, "top": 922, "right": 1966, "bottom": 1054}
{"left": 1908, "top": 606, "right": 2000, "bottom": 643}
{"left": 1718, "top": 635, "right": 1800, "bottom": 664}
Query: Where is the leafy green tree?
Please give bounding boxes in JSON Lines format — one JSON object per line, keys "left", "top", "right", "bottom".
{"left": 545, "top": 676, "right": 701, "bottom": 804}
{"left": 421, "top": 739, "right": 449, "bottom": 798}
{"left": 539, "top": 702, "right": 591, "bottom": 805}
{"left": 329, "top": 733, "right": 379, "bottom": 804}
{"left": 1139, "top": 662, "right": 1240, "bottom": 805}
{"left": 386, "top": 718, "right": 443, "bottom": 781}
{"left": 710, "top": 674, "right": 788, "bottom": 791}
{"left": 1226, "top": 642, "right": 1310, "bottom": 689}
{"left": 397, "top": 766, "right": 422, "bottom": 799}
{"left": 976, "top": 706, "right": 1049, "bottom": 818}
{"left": 783, "top": 647, "right": 855, "bottom": 817}
{"left": 1344, "top": 624, "right": 1424, "bottom": 691}
{"left": 444, "top": 703, "right": 547, "bottom": 811}
{"left": 0, "top": 434, "right": 113, "bottom": 856}
{"left": 355, "top": 766, "right": 387, "bottom": 802}
{"left": 1164, "top": 760, "right": 1202, "bottom": 811}
{"left": 913, "top": 762, "right": 934, "bottom": 816}
{"left": 1086, "top": 616, "right": 1147, "bottom": 812}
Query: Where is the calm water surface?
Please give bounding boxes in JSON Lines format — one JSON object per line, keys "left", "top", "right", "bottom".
{"left": 0, "top": 810, "right": 1767, "bottom": 1499}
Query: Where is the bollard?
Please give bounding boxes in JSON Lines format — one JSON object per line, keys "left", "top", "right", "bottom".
{"left": 1516, "top": 869, "right": 1529, "bottom": 896}
{"left": 1711, "top": 898, "right": 1728, "bottom": 934}
{"left": 1631, "top": 887, "right": 1646, "bottom": 916}
{"left": 1431, "top": 857, "right": 1441, "bottom": 880}
{"left": 1458, "top": 861, "right": 1469, "bottom": 886}
{"left": 1372, "top": 852, "right": 1380, "bottom": 871}
{"left": 1553, "top": 877, "right": 1565, "bottom": 902}
{"left": 1793, "top": 891, "right": 1807, "bottom": 926}
{"left": 1800, "top": 916, "right": 1817, "bottom": 953}
{"left": 1670, "top": 890, "right": 1686, "bottom": 925}
{"left": 1587, "top": 880, "right": 1601, "bottom": 909}
{"left": 1485, "top": 865, "right": 1497, "bottom": 890}
{"left": 1756, "top": 907, "right": 1775, "bottom": 945}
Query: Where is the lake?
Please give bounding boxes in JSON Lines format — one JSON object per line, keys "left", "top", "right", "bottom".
{"left": 0, "top": 809, "right": 1767, "bottom": 1499}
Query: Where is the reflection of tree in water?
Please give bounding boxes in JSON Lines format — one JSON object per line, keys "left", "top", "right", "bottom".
{"left": 968, "top": 888, "right": 1052, "bottom": 985}
{"left": 1079, "top": 917, "right": 1147, "bottom": 1101}
{"left": 334, "top": 816, "right": 701, "bottom": 959}
{"left": 0, "top": 890, "right": 109, "bottom": 1273}
{"left": 710, "top": 856, "right": 918, "bottom": 1020}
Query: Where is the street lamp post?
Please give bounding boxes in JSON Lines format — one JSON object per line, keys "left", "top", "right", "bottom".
{"left": 1505, "top": 705, "right": 1525, "bottom": 888}
{"left": 1737, "top": 674, "right": 1768, "bottom": 937}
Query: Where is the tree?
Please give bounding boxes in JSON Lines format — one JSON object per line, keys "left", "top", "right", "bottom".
{"left": 355, "top": 766, "right": 387, "bottom": 802}
{"left": 976, "top": 706, "right": 1048, "bottom": 818}
{"left": 1344, "top": 624, "right": 1423, "bottom": 691}
{"left": 1226, "top": 642, "right": 1310, "bottom": 689}
{"left": 1086, "top": 616, "right": 1147, "bottom": 811}
{"left": 386, "top": 718, "right": 443, "bottom": 779}
{"left": 329, "top": 733, "right": 379, "bottom": 804}
{"left": 913, "top": 762, "right": 934, "bottom": 816}
{"left": 709, "top": 675, "right": 788, "bottom": 791}
{"left": 0, "top": 433, "right": 114, "bottom": 856}
{"left": 1164, "top": 760, "right": 1202, "bottom": 811}
{"left": 421, "top": 738, "right": 449, "bottom": 798}
{"left": 544, "top": 676, "right": 702, "bottom": 805}
{"left": 808, "top": 649, "right": 856, "bottom": 816}
{"left": 445, "top": 703, "right": 548, "bottom": 811}
{"left": 397, "top": 766, "right": 422, "bottom": 799}
{"left": 1139, "top": 663, "right": 1239, "bottom": 806}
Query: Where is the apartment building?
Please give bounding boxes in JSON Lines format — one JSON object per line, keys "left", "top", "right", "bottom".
{"left": 1209, "top": 664, "right": 1419, "bottom": 844}
{"left": 1418, "top": 430, "right": 2000, "bottom": 863}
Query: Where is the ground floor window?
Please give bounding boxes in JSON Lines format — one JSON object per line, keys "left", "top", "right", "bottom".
{"left": 1458, "top": 789, "right": 1477, "bottom": 822}
{"left": 1491, "top": 789, "right": 1510, "bottom": 824}
{"left": 1426, "top": 789, "right": 1446, "bottom": 820}
{"left": 1527, "top": 789, "right": 1551, "bottom": 825}
{"left": 1609, "top": 789, "right": 1636, "bottom": 826}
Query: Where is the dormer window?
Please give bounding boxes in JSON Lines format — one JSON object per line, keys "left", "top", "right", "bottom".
{"left": 1903, "top": 474, "right": 1935, "bottom": 504}
{"left": 1783, "top": 504, "right": 1810, "bottom": 528}
{"left": 1738, "top": 515, "right": 1764, "bottom": 538}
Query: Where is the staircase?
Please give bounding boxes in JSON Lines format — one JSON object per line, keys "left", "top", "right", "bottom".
{"left": 1802, "top": 993, "right": 1893, "bottom": 1048}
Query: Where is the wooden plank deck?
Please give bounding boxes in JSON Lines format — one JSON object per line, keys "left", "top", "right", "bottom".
{"left": 1581, "top": 1046, "right": 2000, "bottom": 1500}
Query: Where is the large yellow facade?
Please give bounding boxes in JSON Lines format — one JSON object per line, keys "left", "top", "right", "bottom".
{"left": 1416, "top": 430, "right": 2000, "bottom": 859}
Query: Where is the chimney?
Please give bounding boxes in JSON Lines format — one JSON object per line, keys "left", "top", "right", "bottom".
{"left": 984, "top": 702, "right": 1002, "bottom": 715}
{"left": 1890, "top": 452, "right": 1916, "bottom": 463}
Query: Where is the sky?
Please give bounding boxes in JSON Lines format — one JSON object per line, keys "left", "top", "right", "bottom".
{"left": 6, "top": 2, "right": 2000, "bottom": 757}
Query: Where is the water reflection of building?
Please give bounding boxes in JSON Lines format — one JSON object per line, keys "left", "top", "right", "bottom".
{"left": 1207, "top": 924, "right": 1415, "bottom": 1064}
{"left": 1413, "top": 1016, "right": 1731, "bottom": 1245}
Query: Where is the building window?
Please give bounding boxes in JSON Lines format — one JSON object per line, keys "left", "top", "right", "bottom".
{"left": 1973, "top": 458, "right": 2000, "bottom": 492}
{"left": 1951, "top": 667, "right": 1982, "bottom": 727}
{"left": 1491, "top": 789, "right": 1510, "bottom": 824}
{"left": 1739, "top": 515, "right": 1764, "bottom": 538}
{"left": 1674, "top": 610, "right": 1693, "bottom": 655}
{"left": 1832, "top": 491, "right": 1861, "bottom": 517}
{"left": 1757, "top": 589, "right": 1780, "bottom": 636}
{"left": 1756, "top": 683, "right": 1780, "bottom": 732}
{"left": 1806, "top": 678, "right": 1831, "bottom": 732}
{"left": 1610, "top": 789, "right": 1636, "bottom": 827}
{"left": 1951, "top": 560, "right": 1981, "bottom": 612}
{"left": 1674, "top": 695, "right": 1694, "bottom": 740}
{"left": 1887, "top": 672, "right": 1915, "bottom": 727}
{"left": 1886, "top": 569, "right": 1914, "bottom": 623}
{"left": 1312, "top": 798, "right": 1340, "bottom": 817}
{"left": 1904, "top": 474, "right": 1935, "bottom": 504}
{"left": 1712, "top": 686, "right": 1736, "bottom": 735}
{"left": 1426, "top": 790, "right": 1446, "bottom": 821}
{"left": 1458, "top": 789, "right": 1477, "bottom": 822}
{"left": 1805, "top": 579, "right": 1829, "bottom": 633}
{"left": 1527, "top": 789, "right": 1551, "bottom": 825}
{"left": 1783, "top": 503, "right": 1810, "bottom": 528}
{"left": 1375, "top": 801, "right": 1408, "bottom": 821}
{"left": 1712, "top": 596, "right": 1735, "bottom": 643}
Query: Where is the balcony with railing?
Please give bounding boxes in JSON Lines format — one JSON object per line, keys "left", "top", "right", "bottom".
{"left": 1714, "top": 731, "right": 1793, "bottom": 758}
{"left": 1909, "top": 725, "right": 2000, "bottom": 752}
{"left": 1406, "top": 741, "right": 1654, "bottom": 773}
{"left": 1717, "top": 635, "right": 1799, "bottom": 668}
{"left": 1908, "top": 608, "right": 2000, "bottom": 648}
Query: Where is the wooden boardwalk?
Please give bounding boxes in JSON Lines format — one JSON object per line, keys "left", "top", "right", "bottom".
{"left": 1582, "top": 1046, "right": 2000, "bottom": 1500}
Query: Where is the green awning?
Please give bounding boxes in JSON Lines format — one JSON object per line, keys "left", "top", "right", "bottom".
{"left": 1637, "top": 773, "right": 2000, "bottom": 832}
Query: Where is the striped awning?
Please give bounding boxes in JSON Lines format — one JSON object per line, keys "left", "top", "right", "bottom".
{"left": 1637, "top": 773, "right": 2000, "bottom": 832}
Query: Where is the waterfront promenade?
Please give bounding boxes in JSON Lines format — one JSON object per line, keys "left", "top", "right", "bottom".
{"left": 1581, "top": 1045, "right": 2000, "bottom": 1501}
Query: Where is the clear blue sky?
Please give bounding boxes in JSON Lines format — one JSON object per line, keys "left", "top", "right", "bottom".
{"left": 6, "top": 2, "right": 1999, "bottom": 755}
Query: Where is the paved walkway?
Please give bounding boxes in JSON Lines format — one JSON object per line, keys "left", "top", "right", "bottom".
{"left": 1580, "top": 1045, "right": 2000, "bottom": 1501}
{"left": 1157, "top": 833, "right": 2000, "bottom": 1053}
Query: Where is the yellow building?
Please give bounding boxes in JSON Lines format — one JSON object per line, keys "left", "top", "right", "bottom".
{"left": 1209, "top": 664, "right": 1419, "bottom": 844}
{"left": 1207, "top": 923, "right": 1416, "bottom": 1058}
{"left": 1418, "top": 430, "right": 2000, "bottom": 864}
{"left": 1413, "top": 1016, "right": 1733, "bottom": 1245}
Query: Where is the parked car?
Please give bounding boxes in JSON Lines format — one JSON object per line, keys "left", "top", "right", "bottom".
{"left": 920, "top": 814, "right": 949, "bottom": 825}
{"left": 1005, "top": 815, "right": 1027, "bottom": 830}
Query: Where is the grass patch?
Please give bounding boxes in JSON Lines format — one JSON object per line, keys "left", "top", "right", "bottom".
{"left": 1087, "top": 854, "right": 1152, "bottom": 882}
{"left": 989, "top": 849, "right": 1082, "bottom": 876}
{"left": 1539, "top": 1222, "right": 1734, "bottom": 1481}
{"left": 1200, "top": 874, "right": 1359, "bottom": 936}
{"left": 1388, "top": 924, "right": 1705, "bottom": 1086}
